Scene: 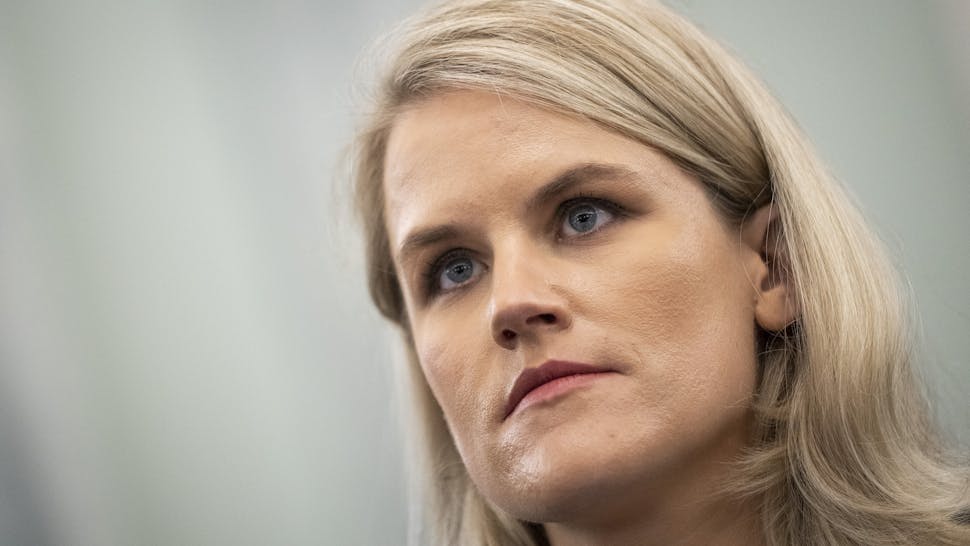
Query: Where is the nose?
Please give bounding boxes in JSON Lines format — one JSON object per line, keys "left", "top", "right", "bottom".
{"left": 488, "top": 244, "right": 572, "bottom": 350}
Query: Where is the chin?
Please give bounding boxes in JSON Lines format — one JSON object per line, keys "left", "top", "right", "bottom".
{"left": 495, "top": 466, "right": 649, "bottom": 526}
{"left": 479, "top": 436, "right": 657, "bottom": 525}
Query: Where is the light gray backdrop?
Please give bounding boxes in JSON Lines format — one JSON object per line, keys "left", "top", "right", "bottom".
{"left": 1, "top": 1, "right": 967, "bottom": 544}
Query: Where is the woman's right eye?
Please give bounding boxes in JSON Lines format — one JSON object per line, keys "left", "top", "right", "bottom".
{"left": 427, "top": 252, "right": 484, "bottom": 295}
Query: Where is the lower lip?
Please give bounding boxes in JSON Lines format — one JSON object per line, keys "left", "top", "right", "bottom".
{"left": 511, "top": 372, "right": 614, "bottom": 417}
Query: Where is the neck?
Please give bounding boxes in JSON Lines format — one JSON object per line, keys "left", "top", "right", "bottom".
{"left": 543, "top": 494, "right": 764, "bottom": 546}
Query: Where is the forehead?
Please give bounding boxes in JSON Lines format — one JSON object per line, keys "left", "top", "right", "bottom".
{"left": 382, "top": 91, "right": 660, "bottom": 247}
{"left": 383, "top": 91, "right": 584, "bottom": 203}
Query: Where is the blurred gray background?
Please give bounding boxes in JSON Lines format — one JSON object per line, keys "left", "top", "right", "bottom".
{"left": 0, "top": 1, "right": 967, "bottom": 544}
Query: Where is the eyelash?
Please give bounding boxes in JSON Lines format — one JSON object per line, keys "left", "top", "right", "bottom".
{"left": 421, "top": 195, "right": 625, "bottom": 298}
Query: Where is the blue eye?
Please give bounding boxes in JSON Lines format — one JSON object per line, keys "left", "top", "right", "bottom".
{"left": 561, "top": 200, "right": 615, "bottom": 237}
{"left": 430, "top": 253, "right": 483, "bottom": 293}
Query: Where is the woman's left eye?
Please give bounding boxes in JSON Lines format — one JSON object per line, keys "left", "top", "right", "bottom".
{"left": 559, "top": 199, "right": 617, "bottom": 237}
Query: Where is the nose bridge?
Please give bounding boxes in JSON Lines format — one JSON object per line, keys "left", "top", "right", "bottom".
{"left": 489, "top": 236, "right": 570, "bottom": 348}
{"left": 491, "top": 236, "right": 546, "bottom": 303}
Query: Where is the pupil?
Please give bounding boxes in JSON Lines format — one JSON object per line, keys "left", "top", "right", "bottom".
{"left": 569, "top": 205, "right": 597, "bottom": 232}
{"left": 446, "top": 259, "right": 473, "bottom": 284}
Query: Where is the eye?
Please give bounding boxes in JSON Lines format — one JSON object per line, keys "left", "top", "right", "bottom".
{"left": 559, "top": 199, "right": 616, "bottom": 237}
{"left": 425, "top": 251, "right": 485, "bottom": 295}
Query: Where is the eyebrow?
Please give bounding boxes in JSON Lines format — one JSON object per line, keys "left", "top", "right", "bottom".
{"left": 396, "top": 224, "right": 464, "bottom": 267}
{"left": 395, "top": 162, "right": 639, "bottom": 267}
{"left": 524, "top": 162, "right": 639, "bottom": 211}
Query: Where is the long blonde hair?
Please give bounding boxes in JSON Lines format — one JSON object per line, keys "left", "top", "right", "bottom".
{"left": 352, "top": 1, "right": 970, "bottom": 544}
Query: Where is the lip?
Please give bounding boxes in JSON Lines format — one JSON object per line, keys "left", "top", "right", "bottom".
{"left": 504, "top": 360, "right": 615, "bottom": 419}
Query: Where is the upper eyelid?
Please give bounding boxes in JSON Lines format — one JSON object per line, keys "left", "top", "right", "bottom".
{"left": 424, "top": 248, "right": 470, "bottom": 281}
{"left": 557, "top": 194, "right": 624, "bottom": 214}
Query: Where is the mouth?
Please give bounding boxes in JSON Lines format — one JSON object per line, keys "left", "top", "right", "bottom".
{"left": 504, "top": 360, "right": 616, "bottom": 419}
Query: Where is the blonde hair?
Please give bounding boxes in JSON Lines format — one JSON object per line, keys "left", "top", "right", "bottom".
{"left": 351, "top": 1, "right": 970, "bottom": 544}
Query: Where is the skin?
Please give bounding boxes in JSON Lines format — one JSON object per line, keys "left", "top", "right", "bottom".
{"left": 382, "top": 90, "right": 794, "bottom": 546}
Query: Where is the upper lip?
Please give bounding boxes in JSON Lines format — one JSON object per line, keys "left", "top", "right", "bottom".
{"left": 504, "top": 360, "right": 613, "bottom": 419}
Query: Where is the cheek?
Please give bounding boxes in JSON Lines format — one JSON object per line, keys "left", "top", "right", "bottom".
{"left": 413, "top": 326, "right": 496, "bottom": 466}
{"left": 588, "top": 224, "right": 758, "bottom": 401}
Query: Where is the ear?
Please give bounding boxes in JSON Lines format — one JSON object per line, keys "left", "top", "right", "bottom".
{"left": 740, "top": 204, "right": 799, "bottom": 332}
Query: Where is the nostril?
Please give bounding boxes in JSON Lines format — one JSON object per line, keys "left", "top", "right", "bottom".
{"left": 535, "top": 313, "right": 557, "bottom": 325}
{"left": 494, "top": 309, "right": 567, "bottom": 347}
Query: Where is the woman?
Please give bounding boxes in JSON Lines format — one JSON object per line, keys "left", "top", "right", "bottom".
{"left": 352, "top": 0, "right": 969, "bottom": 544}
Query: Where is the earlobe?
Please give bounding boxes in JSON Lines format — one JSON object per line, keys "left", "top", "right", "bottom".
{"left": 741, "top": 204, "right": 799, "bottom": 332}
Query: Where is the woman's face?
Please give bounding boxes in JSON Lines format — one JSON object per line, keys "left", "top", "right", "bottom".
{"left": 382, "top": 90, "right": 774, "bottom": 525}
